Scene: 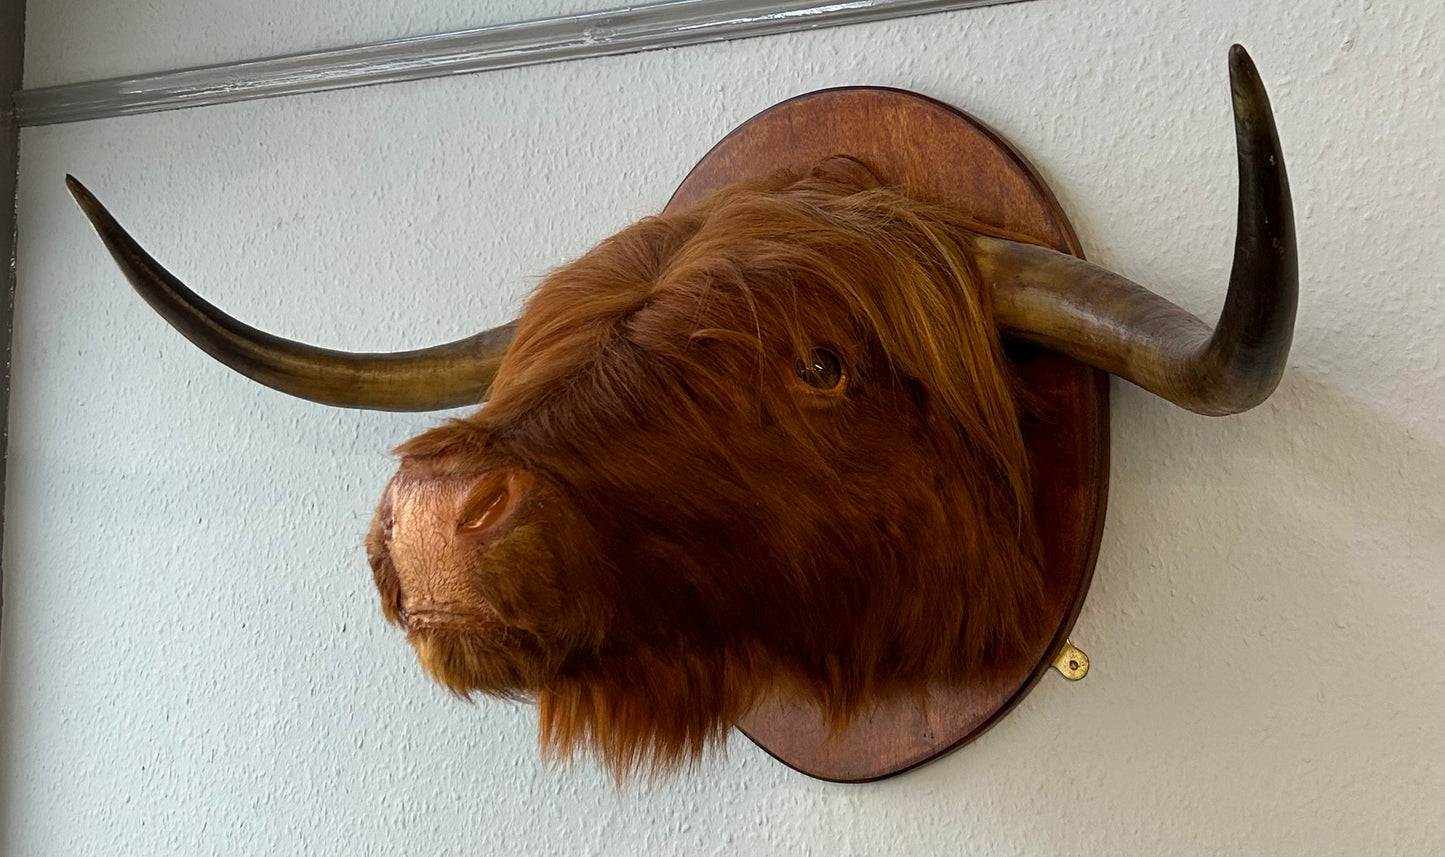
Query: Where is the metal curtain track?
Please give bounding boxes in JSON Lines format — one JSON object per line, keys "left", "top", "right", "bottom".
{"left": 13, "top": 0, "right": 1036, "bottom": 126}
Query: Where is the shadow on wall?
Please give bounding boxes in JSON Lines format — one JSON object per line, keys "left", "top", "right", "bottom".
{"left": 1090, "top": 355, "right": 1445, "bottom": 701}
{"left": 1108, "top": 362, "right": 1444, "bottom": 565}
{"left": 1270, "top": 367, "right": 1445, "bottom": 557}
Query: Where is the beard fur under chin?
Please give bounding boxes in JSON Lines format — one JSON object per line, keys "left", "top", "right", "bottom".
{"left": 536, "top": 648, "right": 771, "bottom": 783}
{"left": 408, "top": 626, "right": 543, "bottom": 701}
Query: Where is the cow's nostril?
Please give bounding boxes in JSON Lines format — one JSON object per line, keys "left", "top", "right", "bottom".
{"left": 461, "top": 485, "right": 509, "bottom": 533}
{"left": 458, "top": 470, "right": 529, "bottom": 537}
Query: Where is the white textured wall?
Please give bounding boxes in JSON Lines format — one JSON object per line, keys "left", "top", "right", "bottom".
{"left": 4, "top": 0, "right": 1443, "bottom": 853}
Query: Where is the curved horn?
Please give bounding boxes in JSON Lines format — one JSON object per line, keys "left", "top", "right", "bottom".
{"left": 976, "top": 45, "right": 1296, "bottom": 416}
{"left": 66, "top": 176, "right": 515, "bottom": 412}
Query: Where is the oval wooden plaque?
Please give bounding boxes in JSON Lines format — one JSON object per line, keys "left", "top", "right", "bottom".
{"left": 665, "top": 88, "right": 1110, "bottom": 782}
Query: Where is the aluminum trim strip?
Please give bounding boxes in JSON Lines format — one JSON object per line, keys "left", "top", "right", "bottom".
{"left": 14, "top": 0, "right": 1033, "bottom": 126}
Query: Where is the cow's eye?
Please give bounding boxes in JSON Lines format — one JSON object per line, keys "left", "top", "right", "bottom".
{"left": 797, "top": 348, "right": 844, "bottom": 391}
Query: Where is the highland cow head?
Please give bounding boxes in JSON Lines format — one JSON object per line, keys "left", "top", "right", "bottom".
{"left": 69, "top": 47, "right": 1294, "bottom": 778}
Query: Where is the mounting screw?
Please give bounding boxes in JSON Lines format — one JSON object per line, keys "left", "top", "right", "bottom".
{"left": 1052, "top": 640, "right": 1089, "bottom": 681}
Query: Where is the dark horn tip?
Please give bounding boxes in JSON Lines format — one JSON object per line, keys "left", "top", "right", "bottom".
{"left": 65, "top": 174, "right": 107, "bottom": 223}
{"left": 1228, "top": 44, "right": 1255, "bottom": 76}
{"left": 1227, "top": 45, "right": 1268, "bottom": 108}
{"left": 65, "top": 173, "right": 87, "bottom": 201}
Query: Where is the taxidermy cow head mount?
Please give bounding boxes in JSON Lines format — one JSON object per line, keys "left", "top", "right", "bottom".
{"left": 68, "top": 46, "right": 1294, "bottom": 781}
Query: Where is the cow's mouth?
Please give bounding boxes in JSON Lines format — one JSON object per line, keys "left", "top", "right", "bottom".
{"left": 401, "top": 605, "right": 503, "bottom": 633}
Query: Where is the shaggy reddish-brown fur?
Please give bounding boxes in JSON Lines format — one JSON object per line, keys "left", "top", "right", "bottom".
{"left": 365, "top": 156, "right": 1046, "bottom": 779}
